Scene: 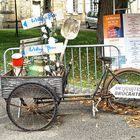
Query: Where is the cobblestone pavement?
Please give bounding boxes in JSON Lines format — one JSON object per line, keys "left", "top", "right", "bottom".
{"left": 0, "top": 96, "right": 140, "bottom": 140}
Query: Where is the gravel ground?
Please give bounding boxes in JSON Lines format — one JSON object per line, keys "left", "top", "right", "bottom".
{"left": 0, "top": 96, "right": 140, "bottom": 140}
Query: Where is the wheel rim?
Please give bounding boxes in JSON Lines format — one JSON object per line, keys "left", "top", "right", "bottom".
{"left": 86, "top": 22, "right": 89, "bottom": 28}
{"left": 106, "top": 70, "right": 140, "bottom": 111}
{"left": 6, "top": 83, "right": 57, "bottom": 131}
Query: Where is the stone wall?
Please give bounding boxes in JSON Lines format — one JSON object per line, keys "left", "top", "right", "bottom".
{"left": 1, "top": 0, "right": 44, "bottom": 28}
{"left": 0, "top": 14, "right": 3, "bottom": 28}
{"left": 1, "top": 0, "right": 87, "bottom": 28}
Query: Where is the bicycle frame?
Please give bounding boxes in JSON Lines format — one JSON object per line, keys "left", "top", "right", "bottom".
{"left": 63, "top": 62, "right": 115, "bottom": 100}
{"left": 92, "top": 63, "right": 119, "bottom": 98}
{"left": 92, "top": 64, "right": 110, "bottom": 98}
{"left": 91, "top": 63, "right": 117, "bottom": 116}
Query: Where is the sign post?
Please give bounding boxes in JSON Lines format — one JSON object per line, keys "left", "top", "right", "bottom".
{"left": 15, "top": 0, "right": 18, "bottom": 37}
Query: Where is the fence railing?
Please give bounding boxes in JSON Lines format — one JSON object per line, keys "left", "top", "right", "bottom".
{"left": 64, "top": 44, "right": 120, "bottom": 95}
{"left": 3, "top": 44, "right": 120, "bottom": 95}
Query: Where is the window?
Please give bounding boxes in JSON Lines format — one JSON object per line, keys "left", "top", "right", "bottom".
{"left": 66, "top": 0, "right": 98, "bottom": 14}
{"left": 33, "top": 1, "right": 41, "bottom": 5}
{"left": 78, "top": 0, "right": 82, "bottom": 13}
{"left": 73, "top": 0, "right": 77, "bottom": 12}
{"left": 138, "top": 0, "right": 140, "bottom": 10}
{"left": 32, "top": 1, "right": 41, "bottom": 17}
{"left": 85, "top": 0, "right": 99, "bottom": 13}
{"left": 1, "top": 1, "right": 8, "bottom": 12}
{"left": 66, "top": 0, "right": 73, "bottom": 13}
{"left": 66, "top": 0, "right": 83, "bottom": 14}
{"left": 44, "top": 0, "right": 51, "bottom": 12}
{"left": 93, "top": 0, "right": 99, "bottom": 13}
{"left": 90, "top": 0, "right": 93, "bottom": 11}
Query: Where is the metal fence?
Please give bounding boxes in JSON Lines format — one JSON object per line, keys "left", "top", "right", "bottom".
{"left": 3, "top": 44, "right": 120, "bottom": 96}
{"left": 64, "top": 44, "right": 120, "bottom": 96}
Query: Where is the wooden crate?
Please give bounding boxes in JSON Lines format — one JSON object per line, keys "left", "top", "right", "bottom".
{"left": 1, "top": 71, "right": 64, "bottom": 99}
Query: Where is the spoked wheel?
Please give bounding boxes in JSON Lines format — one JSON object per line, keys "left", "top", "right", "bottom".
{"left": 105, "top": 68, "right": 140, "bottom": 111}
{"left": 6, "top": 83, "right": 58, "bottom": 131}
{"left": 86, "top": 22, "right": 90, "bottom": 29}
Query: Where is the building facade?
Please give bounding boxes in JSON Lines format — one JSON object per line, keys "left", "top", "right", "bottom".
{"left": 0, "top": 0, "right": 45, "bottom": 28}
{"left": 0, "top": 0, "right": 99, "bottom": 28}
{"left": 0, "top": 0, "right": 139, "bottom": 28}
{"left": 51, "top": 0, "right": 99, "bottom": 21}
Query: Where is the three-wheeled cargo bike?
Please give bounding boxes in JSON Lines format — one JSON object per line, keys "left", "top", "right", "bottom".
{"left": 1, "top": 17, "right": 140, "bottom": 131}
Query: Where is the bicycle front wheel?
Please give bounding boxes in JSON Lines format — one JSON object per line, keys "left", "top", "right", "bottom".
{"left": 105, "top": 68, "right": 140, "bottom": 111}
{"left": 6, "top": 83, "right": 58, "bottom": 131}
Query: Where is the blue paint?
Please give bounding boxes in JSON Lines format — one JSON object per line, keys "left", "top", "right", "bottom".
{"left": 23, "top": 21, "right": 28, "bottom": 27}
{"left": 47, "top": 12, "right": 55, "bottom": 20}
{"left": 47, "top": 45, "right": 56, "bottom": 53}
{"left": 44, "top": 44, "right": 56, "bottom": 53}
{"left": 22, "top": 50, "right": 25, "bottom": 56}
{"left": 31, "top": 17, "right": 44, "bottom": 23}
{"left": 29, "top": 46, "right": 43, "bottom": 54}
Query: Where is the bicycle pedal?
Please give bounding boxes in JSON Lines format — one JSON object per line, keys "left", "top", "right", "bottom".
{"left": 92, "top": 107, "right": 98, "bottom": 112}
{"left": 92, "top": 106, "right": 98, "bottom": 117}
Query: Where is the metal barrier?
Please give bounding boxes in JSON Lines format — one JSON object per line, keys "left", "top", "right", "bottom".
{"left": 3, "top": 44, "right": 120, "bottom": 95}
{"left": 64, "top": 44, "right": 120, "bottom": 95}
{"left": 4, "top": 47, "right": 20, "bottom": 73}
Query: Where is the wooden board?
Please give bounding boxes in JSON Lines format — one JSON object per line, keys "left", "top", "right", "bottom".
{"left": 1, "top": 76, "right": 64, "bottom": 99}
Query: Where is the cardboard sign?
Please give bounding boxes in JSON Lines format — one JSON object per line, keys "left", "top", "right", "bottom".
{"left": 22, "top": 42, "right": 64, "bottom": 57}
{"left": 110, "top": 84, "right": 140, "bottom": 99}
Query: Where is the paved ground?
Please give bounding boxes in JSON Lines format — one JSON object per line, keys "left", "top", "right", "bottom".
{"left": 0, "top": 27, "right": 139, "bottom": 139}
{"left": 0, "top": 96, "right": 140, "bottom": 140}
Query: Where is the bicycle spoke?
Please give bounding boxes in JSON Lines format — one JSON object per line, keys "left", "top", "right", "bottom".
{"left": 106, "top": 69, "right": 140, "bottom": 112}
{"left": 6, "top": 83, "right": 57, "bottom": 131}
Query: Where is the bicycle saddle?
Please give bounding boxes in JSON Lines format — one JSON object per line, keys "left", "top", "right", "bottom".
{"left": 99, "top": 57, "right": 113, "bottom": 63}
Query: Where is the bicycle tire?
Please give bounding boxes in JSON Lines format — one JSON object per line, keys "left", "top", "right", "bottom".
{"left": 6, "top": 83, "right": 58, "bottom": 131}
{"left": 105, "top": 68, "right": 140, "bottom": 111}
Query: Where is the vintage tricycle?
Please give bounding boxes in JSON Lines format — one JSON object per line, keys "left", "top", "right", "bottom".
{"left": 1, "top": 17, "right": 140, "bottom": 131}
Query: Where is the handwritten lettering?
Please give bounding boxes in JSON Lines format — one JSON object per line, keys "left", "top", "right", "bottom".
{"left": 29, "top": 47, "right": 43, "bottom": 53}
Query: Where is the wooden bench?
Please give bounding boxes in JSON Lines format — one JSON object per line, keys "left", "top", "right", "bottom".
{"left": 20, "top": 37, "right": 43, "bottom": 53}
{"left": 20, "top": 37, "right": 43, "bottom": 46}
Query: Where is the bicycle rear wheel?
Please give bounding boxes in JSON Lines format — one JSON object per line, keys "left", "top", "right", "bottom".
{"left": 105, "top": 68, "right": 140, "bottom": 111}
{"left": 6, "top": 83, "right": 58, "bottom": 131}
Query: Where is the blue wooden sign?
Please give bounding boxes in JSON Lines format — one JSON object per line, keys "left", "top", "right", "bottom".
{"left": 22, "top": 42, "right": 64, "bottom": 56}
{"left": 21, "top": 12, "right": 55, "bottom": 30}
